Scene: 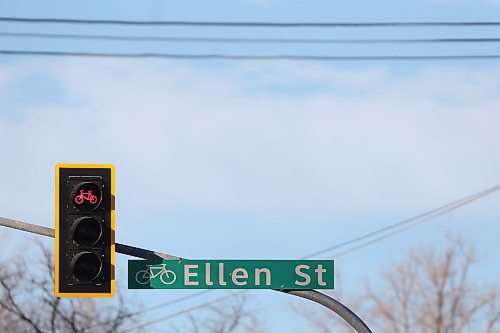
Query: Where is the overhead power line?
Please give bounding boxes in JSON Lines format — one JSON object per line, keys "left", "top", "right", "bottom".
{"left": 303, "top": 184, "right": 500, "bottom": 259}
{"left": 118, "top": 293, "right": 243, "bottom": 333}
{"left": 111, "top": 184, "right": 500, "bottom": 328}
{"left": 1, "top": 17, "right": 500, "bottom": 27}
{"left": 2, "top": 32, "right": 500, "bottom": 44}
{"left": 1, "top": 50, "right": 500, "bottom": 61}
{"left": 127, "top": 290, "right": 213, "bottom": 317}
{"left": 2, "top": 184, "right": 499, "bottom": 332}
{"left": 4, "top": 184, "right": 494, "bottom": 332}
{"left": 329, "top": 187, "right": 498, "bottom": 258}
{"left": 116, "top": 184, "right": 500, "bottom": 332}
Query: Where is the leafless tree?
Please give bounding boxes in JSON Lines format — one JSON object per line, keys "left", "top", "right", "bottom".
{"left": 201, "top": 295, "right": 262, "bottom": 333}
{"left": 0, "top": 243, "right": 263, "bottom": 333}
{"left": 163, "top": 294, "right": 263, "bottom": 333}
{"left": 0, "top": 244, "right": 137, "bottom": 333}
{"left": 296, "top": 236, "right": 499, "bottom": 333}
{"left": 364, "top": 236, "right": 499, "bottom": 333}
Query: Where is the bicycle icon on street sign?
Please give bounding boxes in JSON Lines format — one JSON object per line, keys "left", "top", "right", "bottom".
{"left": 134, "top": 264, "right": 177, "bottom": 285}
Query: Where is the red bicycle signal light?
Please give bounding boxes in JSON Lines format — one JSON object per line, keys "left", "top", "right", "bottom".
{"left": 71, "top": 182, "right": 102, "bottom": 211}
{"left": 75, "top": 190, "right": 98, "bottom": 205}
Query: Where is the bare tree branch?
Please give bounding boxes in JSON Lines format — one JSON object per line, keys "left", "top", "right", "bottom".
{"left": 298, "top": 235, "right": 499, "bottom": 333}
{"left": 364, "top": 236, "right": 499, "bottom": 333}
{"left": 183, "top": 294, "right": 262, "bottom": 333}
{"left": 0, "top": 243, "right": 137, "bottom": 333}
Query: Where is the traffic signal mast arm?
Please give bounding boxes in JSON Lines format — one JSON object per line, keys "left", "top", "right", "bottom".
{"left": 0, "top": 216, "right": 371, "bottom": 333}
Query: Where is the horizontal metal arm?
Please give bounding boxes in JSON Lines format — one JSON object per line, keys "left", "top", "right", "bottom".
{"left": 0, "top": 216, "right": 371, "bottom": 332}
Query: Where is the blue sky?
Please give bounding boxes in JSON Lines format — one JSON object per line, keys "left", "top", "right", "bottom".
{"left": 0, "top": 1, "right": 500, "bottom": 332}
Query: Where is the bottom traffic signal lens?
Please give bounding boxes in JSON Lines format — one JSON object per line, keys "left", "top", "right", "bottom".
{"left": 71, "top": 252, "right": 102, "bottom": 282}
{"left": 72, "top": 217, "right": 102, "bottom": 246}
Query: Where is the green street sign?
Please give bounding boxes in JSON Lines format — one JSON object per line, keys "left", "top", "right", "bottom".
{"left": 128, "top": 260, "right": 334, "bottom": 290}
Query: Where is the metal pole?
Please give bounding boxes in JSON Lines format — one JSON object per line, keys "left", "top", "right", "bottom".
{"left": 0, "top": 216, "right": 372, "bottom": 332}
{"left": 116, "top": 243, "right": 182, "bottom": 260}
{"left": 285, "top": 290, "right": 372, "bottom": 333}
{"left": 0, "top": 217, "right": 182, "bottom": 260}
{"left": 0, "top": 216, "right": 54, "bottom": 238}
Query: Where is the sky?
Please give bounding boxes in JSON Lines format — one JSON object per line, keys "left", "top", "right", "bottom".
{"left": 0, "top": 1, "right": 500, "bottom": 332}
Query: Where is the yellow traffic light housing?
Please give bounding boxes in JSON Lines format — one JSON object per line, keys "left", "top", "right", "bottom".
{"left": 55, "top": 164, "right": 115, "bottom": 297}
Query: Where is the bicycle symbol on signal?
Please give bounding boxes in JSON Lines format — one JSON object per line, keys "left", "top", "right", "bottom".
{"left": 135, "top": 264, "right": 177, "bottom": 285}
{"left": 74, "top": 190, "right": 98, "bottom": 205}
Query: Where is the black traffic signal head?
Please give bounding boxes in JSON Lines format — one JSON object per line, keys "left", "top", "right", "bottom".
{"left": 55, "top": 164, "right": 115, "bottom": 297}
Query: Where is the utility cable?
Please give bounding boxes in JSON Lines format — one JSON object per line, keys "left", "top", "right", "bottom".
{"left": 304, "top": 184, "right": 500, "bottom": 259}
{"left": 113, "top": 184, "right": 500, "bottom": 332}
{"left": 0, "top": 17, "right": 499, "bottom": 27}
{"left": 83, "top": 290, "right": 214, "bottom": 330}
{"left": 1, "top": 184, "right": 498, "bottom": 332}
{"left": 2, "top": 32, "right": 500, "bottom": 44}
{"left": 3, "top": 186, "right": 498, "bottom": 332}
{"left": 331, "top": 187, "right": 497, "bottom": 258}
{"left": 1, "top": 50, "right": 500, "bottom": 61}
{"left": 118, "top": 292, "right": 242, "bottom": 333}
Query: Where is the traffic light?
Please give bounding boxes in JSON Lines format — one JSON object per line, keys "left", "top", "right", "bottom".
{"left": 55, "top": 164, "right": 115, "bottom": 297}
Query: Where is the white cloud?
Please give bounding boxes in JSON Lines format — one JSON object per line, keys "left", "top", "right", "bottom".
{"left": 0, "top": 59, "right": 499, "bottom": 227}
{"left": 1, "top": 60, "right": 500, "bottom": 312}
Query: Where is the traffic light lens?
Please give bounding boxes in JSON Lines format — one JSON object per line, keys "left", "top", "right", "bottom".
{"left": 71, "top": 252, "right": 102, "bottom": 282}
{"left": 72, "top": 217, "right": 102, "bottom": 246}
{"left": 71, "top": 182, "right": 102, "bottom": 211}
